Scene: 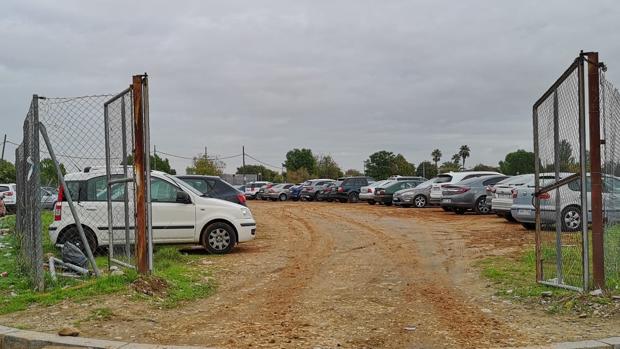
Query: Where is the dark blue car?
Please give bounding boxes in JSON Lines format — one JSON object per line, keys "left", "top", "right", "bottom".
{"left": 288, "top": 184, "right": 304, "bottom": 201}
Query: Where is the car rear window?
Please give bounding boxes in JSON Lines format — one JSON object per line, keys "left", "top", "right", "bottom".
{"left": 436, "top": 175, "right": 452, "bottom": 183}
{"left": 0, "top": 186, "right": 8, "bottom": 192}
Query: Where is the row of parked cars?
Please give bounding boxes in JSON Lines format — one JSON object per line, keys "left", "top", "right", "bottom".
{"left": 241, "top": 170, "right": 614, "bottom": 233}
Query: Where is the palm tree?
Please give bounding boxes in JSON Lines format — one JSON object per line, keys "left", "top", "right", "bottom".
{"left": 431, "top": 149, "right": 442, "bottom": 171}
{"left": 459, "top": 145, "right": 471, "bottom": 169}
{"left": 451, "top": 153, "right": 461, "bottom": 165}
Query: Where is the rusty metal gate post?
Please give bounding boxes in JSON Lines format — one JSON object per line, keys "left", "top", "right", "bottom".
{"left": 586, "top": 52, "right": 605, "bottom": 289}
{"left": 132, "top": 75, "right": 148, "bottom": 274}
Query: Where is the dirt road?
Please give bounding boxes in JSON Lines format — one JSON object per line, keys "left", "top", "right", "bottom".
{"left": 1, "top": 201, "right": 618, "bottom": 348}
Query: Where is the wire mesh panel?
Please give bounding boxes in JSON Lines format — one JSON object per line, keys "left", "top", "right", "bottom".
{"left": 600, "top": 70, "right": 620, "bottom": 290}
{"left": 38, "top": 95, "right": 113, "bottom": 256}
{"left": 104, "top": 89, "right": 137, "bottom": 268}
{"left": 15, "top": 96, "right": 43, "bottom": 291}
{"left": 533, "top": 58, "right": 589, "bottom": 291}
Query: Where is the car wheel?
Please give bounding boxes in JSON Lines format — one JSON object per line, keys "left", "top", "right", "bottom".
{"left": 348, "top": 192, "right": 359, "bottom": 203}
{"left": 59, "top": 225, "right": 98, "bottom": 255}
{"left": 414, "top": 195, "right": 427, "bottom": 208}
{"left": 279, "top": 193, "right": 287, "bottom": 201}
{"left": 505, "top": 212, "right": 517, "bottom": 222}
{"left": 292, "top": 197, "right": 299, "bottom": 202}
{"left": 367, "top": 200, "right": 376, "bottom": 205}
{"left": 453, "top": 208, "right": 466, "bottom": 215}
{"left": 474, "top": 196, "right": 490, "bottom": 215}
{"left": 202, "top": 222, "right": 236, "bottom": 254}
{"left": 561, "top": 205, "right": 582, "bottom": 232}
{"left": 522, "top": 223, "right": 536, "bottom": 230}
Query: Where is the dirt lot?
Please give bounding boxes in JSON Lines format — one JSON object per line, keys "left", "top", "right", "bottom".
{"left": 1, "top": 201, "right": 619, "bottom": 348}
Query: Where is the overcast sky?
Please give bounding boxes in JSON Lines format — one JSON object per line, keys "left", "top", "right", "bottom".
{"left": 2, "top": 0, "right": 620, "bottom": 174}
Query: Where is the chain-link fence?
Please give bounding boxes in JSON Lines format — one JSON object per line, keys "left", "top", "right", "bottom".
{"left": 600, "top": 70, "right": 620, "bottom": 290}
{"left": 533, "top": 57, "right": 589, "bottom": 291}
{"left": 14, "top": 96, "right": 43, "bottom": 291}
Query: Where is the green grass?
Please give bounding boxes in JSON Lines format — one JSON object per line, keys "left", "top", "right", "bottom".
{"left": 0, "top": 213, "right": 216, "bottom": 315}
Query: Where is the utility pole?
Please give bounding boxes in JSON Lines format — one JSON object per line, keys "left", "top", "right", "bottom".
{"left": 423, "top": 162, "right": 426, "bottom": 178}
{"left": 242, "top": 145, "right": 246, "bottom": 184}
{"left": 0, "top": 134, "right": 5, "bottom": 161}
{"left": 153, "top": 145, "right": 157, "bottom": 171}
{"left": 204, "top": 146, "right": 208, "bottom": 158}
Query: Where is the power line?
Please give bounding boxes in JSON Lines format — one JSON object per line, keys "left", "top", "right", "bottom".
{"left": 245, "top": 153, "right": 281, "bottom": 170}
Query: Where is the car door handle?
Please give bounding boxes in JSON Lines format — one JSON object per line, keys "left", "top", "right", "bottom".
{"left": 84, "top": 207, "right": 98, "bottom": 211}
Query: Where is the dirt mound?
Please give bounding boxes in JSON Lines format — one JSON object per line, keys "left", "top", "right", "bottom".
{"left": 132, "top": 276, "right": 168, "bottom": 297}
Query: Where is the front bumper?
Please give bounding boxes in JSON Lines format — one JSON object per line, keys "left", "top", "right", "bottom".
{"left": 393, "top": 196, "right": 413, "bottom": 205}
{"left": 236, "top": 219, "right": 257, "bottom": 243}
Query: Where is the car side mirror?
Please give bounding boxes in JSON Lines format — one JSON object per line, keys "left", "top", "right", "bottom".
{"left": 176, "top": 191, "right": 192, "bottom": 204}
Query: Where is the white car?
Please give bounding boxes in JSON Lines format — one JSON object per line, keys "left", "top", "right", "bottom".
{"left": 430, "top": 171, "right": 502, "bottom": 208}
{"left": 49, "top": 169, "right": 256, "bottom": 254}
{"left": 0, "top": 183, "right": 17, "bottom": 213}
{"left": 244, "top": 181, "right": 271, "bottom": 199}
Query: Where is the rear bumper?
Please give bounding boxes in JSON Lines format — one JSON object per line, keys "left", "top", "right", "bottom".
{"left": 359, "top": 192, "right": 374, "bottom": 201}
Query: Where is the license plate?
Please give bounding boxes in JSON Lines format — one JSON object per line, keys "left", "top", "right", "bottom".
{"left": 443, "top": 199, "right": 451, "bottom": 203}
{"left": 518, "top": 209, "right": 531, "bottom": 216}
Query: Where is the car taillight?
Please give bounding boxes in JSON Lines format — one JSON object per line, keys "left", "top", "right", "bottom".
{"left": 367, "top": 188, "right": 372, "bottom": 193}
{"left": 511, "top": 189, "right": 518, "bottom": 199}
{"left": 485, "top": 186, "right": 496, "bottom": 193}
{"left": 538, "top": 192, "right": 551, "bottom": 200}
{"left": 237, "top": 193, "right": 247, "bottom": 205}
{"left": 338, "top": 187, "right": 344, "bottom": 193}
{"left": 4, "top": 191, "right": 13, "bottom": 196}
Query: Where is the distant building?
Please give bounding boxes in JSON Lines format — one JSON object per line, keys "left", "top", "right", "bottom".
{"left": 221, "top": 173, "right": 258, "bottom": 185}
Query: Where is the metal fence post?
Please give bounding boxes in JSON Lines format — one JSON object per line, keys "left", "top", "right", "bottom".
{"left": 141, "top": 75, "right": 153, "bottom": 273}
{"left": 587, "top": 52, "right": 605, "bottom": 289}
{"left": 552, "top": 89, "right": 564, "bottom": 284}
{"left": 578, "top": 54, "right": 590, "bottom": 290}
{"left": 533, "top": 105, "right": 542, "bottom": 282}
{"left": 132, "top": 75, "right": 148, "bottom": 274}
{"left": 39, "top": 122, "right": 101, "bottom": 277}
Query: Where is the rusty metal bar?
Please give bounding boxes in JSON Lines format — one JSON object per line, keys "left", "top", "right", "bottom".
{"left": 132, "top": 75, "right": 148, "bottom": 274}
{"left": 533, "top": 104, "right": 542, "bottom": 282}
{"left": 587, "top": 52, "right": 605, "bottom": 289}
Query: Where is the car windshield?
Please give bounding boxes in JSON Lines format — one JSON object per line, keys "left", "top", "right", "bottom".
{"left": 415, "top": 177, "right": 439, "bottom": 188}
{"left": 497, "top": 174, "right": 533, "bottom": 186}
{"left": 370, "top": 180, "right": 390, "bottom": 188}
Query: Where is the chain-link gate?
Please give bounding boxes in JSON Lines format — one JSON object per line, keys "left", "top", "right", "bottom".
{"left": 600, "top": 70, "right": 620, "bottom": 290}
{"left": 104, "top": 75, "right": 152, "bottom": 272}
{"left": 533, "top": 56, "right": 590, "bottom": 291}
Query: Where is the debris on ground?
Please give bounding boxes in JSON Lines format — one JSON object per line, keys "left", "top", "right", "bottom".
{"left": 589, "top": 289, "right": 603, "bottom": 297}
{"left": 0, "top": 271, "right": 8, "bottom": 278}
{"left": 132, "top": 276, "right": 168, "bottom": 297}
{"left": 61, "top": 242, "right": 88, "bottom": 268}
{"left": 58, "top": 326, "right": 80, "bottom": 337}
{"left": 110, "top": 270, "right": 124, "bottom": 276}
{"left": 541, "top": 291, "right": 553, "bottom": 297}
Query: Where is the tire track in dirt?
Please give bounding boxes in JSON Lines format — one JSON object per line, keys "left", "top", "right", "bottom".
{"left": 313, "top": 205, "right": 525, "bottom": 348}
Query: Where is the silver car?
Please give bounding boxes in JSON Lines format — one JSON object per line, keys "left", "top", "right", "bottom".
{"left": 265, "top": 183, "right": 295, "bottom": 201}
{"left": 360, "top": 180, "right": 393, "bottom": 205}
{"left": 440, "top": 175, "right": 509, "bottom": 214}
{"left": 300, "top": 179, "right": 335, "bottom": 201}
{"left": 393, "top": 177, "right": 440, "bottom": 208}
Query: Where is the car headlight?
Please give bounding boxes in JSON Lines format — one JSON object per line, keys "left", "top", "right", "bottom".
{"left": 240, "top": 207, "right": 252, "bottom": 218}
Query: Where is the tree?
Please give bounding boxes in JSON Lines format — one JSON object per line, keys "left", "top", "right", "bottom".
{"left": 498, "top": 150, "right": 535, "bottom": 175}
{"left": 186, "top": 154, "right": 225, "bottom": 176}
{"left": 345, "top": 169, "right": 362, "bottom": 177}
{"left": 440, "top": 161, "right": 461, "bottom": 173}
{"left": 431, "top": 149, "right": 442, "bottom": 171}
{"left": 314, "top": 155, "right": 343, "bottom": 179}
{"left": 40, "top": 158, "right": 66, "bottom": 186}
{"left": 558, "top": 139, "right": 575, "bottom": 171}
{"left": 392, "top": 154, "right": 416, "bottom": 176}
{"left": 236, "top": 164, "right": 280, "bottom": 182}
{"left": 286, "top": 168, "right": 311, "bottom": 183}
{"left": 151, "top": 153, "right": 176, "bottom": 174}
{"left": 451, "top": 153, "right": 461, "bottom": 165}
{"left": 459, "top": 145, "right": 471, "bottom": 169}
{"left": 364, "top": 151, "right": 396, "bottom": 180}
{"left": 284, "top": 148, "right": 316, "bottom": 174}
{"left": 416, "top": 161, "right": 437, "bottom": 178}
{"left": 0, "top": 160, "right": 16, "bottom": 183}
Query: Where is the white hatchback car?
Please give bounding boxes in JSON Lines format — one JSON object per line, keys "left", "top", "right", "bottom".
{"left": 49, "top": 169, "right": 257, "bottom": 254}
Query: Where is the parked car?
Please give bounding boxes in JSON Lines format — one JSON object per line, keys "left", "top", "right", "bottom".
{"left": 300, "top": 179, "right": 335, "bottom": 201}
{"left": 177, "top": 175, "right": 247, "bottom": 206}
{"left": 360, "top": 180, "right": 394, "bottom": 205}
{"left": 317, "top": 182, "right": 339, "bottom": 202}
{"left": 265, "top": 183, "right": 295, "bottom": 201}
{"left": 257, "top": 183, "right": 275, "bottom": 200}
{"left": 50, "top": 169, "right": 256, "bottom": 254}
{"left": 487, "top": 174, "right": 534, "bottom": 221}
{"left": 374, "top": 180, "right": 425, "bottom": 206}
{"left": 0, "top": 183, "right": 16, "bottom": 214}
{"left": 509, "top": 173, "right": 614, "bottom": 231}
{"left": 430, "top": 171, "right": 501, "bottom": 208}
{"left": 334, "top": 176, "right": 373, "bottom": 203}
{"left": 234, "top": 184, "right": 246, "bottom": 192}
{"left": 392, "top": 177, "right": 441, "bottom": 208}
{"left": 440, "top": 175, "right": 509, "bottom": 214}
{"left": 244, "top": 181, "right": 271, "bottom": 199}
{"left": 41, "top": 187, "right": 58, "bottom": 210}
{"left": 387, "top": 175, "right": 427, "bottom": 181}
{"left": 288, "top": 183, "right": 304, "bottom": 201}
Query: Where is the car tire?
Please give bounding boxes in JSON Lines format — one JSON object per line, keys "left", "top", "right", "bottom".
{"left": 279, "top": 193, "right": 287, "bottom": 201}
{"left": 453, "top": 208, "right": 466, "bottom": 215}
{"left": 561, "top": 205, "right": 582, "bottom": 232}
{"left": 522, "top": 223, "right": 536, "bottom": 230}
{"left": 292, "top": 197, "right": 299, "bottom": 202}
{"left": 58, "top": 225, "right": 98, "bottom": 255}
{"left": 348, "top": 192, "right": 359, "bottom": 203}
{"left": 413, "top": 195, "right": 427, "bottom": 208}
{"left": 202, "top": 222, "right": 236, "bottom": 254}
{"left": 474, "top": 196, "right": 490, "bottom": 215}
{"left": 505, "top": 212, "right": 517, "bottom": 222}
{"left": 367, "top": 200, "right": 376, "bottom": 205}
